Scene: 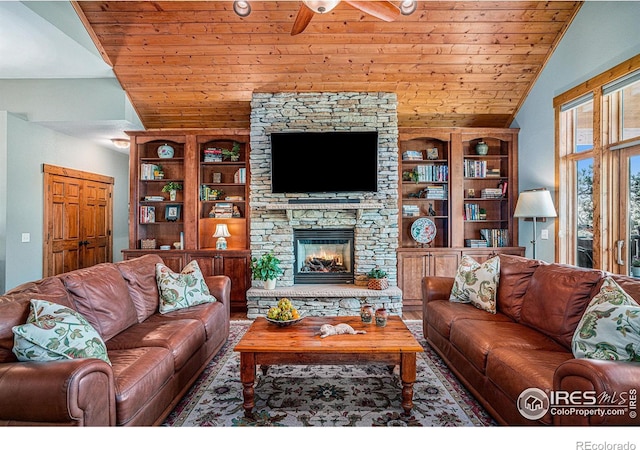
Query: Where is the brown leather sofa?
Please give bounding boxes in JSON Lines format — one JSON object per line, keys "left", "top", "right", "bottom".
{"left": 0, "top": 254, "right": 230, "bottom": 426}
{"left": 422, "top": 253, "right": 640, "bottom": 426}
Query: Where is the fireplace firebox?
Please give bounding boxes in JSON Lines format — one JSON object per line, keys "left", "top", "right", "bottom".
{"left": 294, "top": 229, "right": 354, "bottom": 284}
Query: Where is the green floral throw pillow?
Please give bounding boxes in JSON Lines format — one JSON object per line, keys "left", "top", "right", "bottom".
{"left": 572, "top": 277, "right": 640, "bottom": 361}
{"left": 12, "top": 299, "right": 111, "bottom": 365}
{"left": 449, "top": 255, "right": 500, "bottom": 314}
{"left": 156, "top": 260, "right": 217, "bottom": 314}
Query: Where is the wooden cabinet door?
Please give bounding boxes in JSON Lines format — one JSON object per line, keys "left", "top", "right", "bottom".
{"left": 430, "top": 251, "right": 460, "bottom": 277}
{"left": 81, "top": 179, "right": 111, "bottom": 267}
{"left": 397, "top": 252, "right": 429, "bottom": 312}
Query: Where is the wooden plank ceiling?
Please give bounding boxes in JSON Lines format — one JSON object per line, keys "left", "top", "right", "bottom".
{"left": 74, "top": 1, "right": 582, "bottom": 130}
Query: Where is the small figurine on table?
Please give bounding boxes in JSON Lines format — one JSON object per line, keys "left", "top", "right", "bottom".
{"left": 428, "top": 203, "right": 437, "bottom": 216}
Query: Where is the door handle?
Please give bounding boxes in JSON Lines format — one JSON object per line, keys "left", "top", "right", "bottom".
{"left": 616, "top": 240, "right": 624, "bottom": 265}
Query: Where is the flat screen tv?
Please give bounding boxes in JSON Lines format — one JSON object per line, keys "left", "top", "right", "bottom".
{"left": 270, "top": 131, "right": 378, "bottom": 193}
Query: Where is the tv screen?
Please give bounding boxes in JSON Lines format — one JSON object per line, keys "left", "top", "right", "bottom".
{"left": 270, "top": 131, "right": 378, "bottom": 193}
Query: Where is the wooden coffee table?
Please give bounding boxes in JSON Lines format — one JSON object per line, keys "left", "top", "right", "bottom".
{"left": 234, "top": 315, "right": 423, "bottom": 418}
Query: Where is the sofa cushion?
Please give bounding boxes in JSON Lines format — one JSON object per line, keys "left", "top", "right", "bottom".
{"left": 485, "top": 347, "right": 573, "bottom": 424}
{"left": 156, "top": 260, "right": 217, "bottom": 314}
{"left": 116, "top": 254, "right": 164, "bottom": 322}
{"left": 12, "top": 299, "right": 110, "bottom": 365}
{"left": 450, "top": 319, "right": 566, "bottom": 373}
{"left": 425, "top": 300, "right": 512, "bottom": 339}
{"left": 449, "top": 255, "right": 500, "bottom": 313}
{"left": 497, "top": 254, "right": 543, "bottom": 321}
{"left": 0, "top": 284, "right": 77, "bottom": 364}
{"left": 519, "top": 263, "right": 604, "bottom": 350}
{"left": 106, "top": 318, "right": 205, "bottom": 370}
{"left": 572, "top": 277, "right": 640, "bottom": 361}
{"left": 144, "top": 301, "right": 226, "bottom": 342}
{"left": 107, "top": 346, "right": 174, "bottom": 426}
{"left": 60, "top": 263, "right": 139, "bottom": 341}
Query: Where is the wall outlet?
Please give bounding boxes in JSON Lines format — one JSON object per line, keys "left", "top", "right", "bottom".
{"left": 541, "top": 229, "right": 549, "bottom": 240}
{"left": 21, "top": 233, "right": 30, "bottom": 243}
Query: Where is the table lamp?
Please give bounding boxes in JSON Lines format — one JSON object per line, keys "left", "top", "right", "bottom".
{"left": 513, "top": 188, "right": 557, "bottom": 259}
{"left": 213, "top": 224, "right": 231, "bottom": 250}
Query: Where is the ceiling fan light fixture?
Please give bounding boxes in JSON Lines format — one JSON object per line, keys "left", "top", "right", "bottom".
{"left": 233, "top": 1, "right": 251, "bottom": 17}
{"left": 399, "top": 0, "right": 417, "bottom": 15}
{"left": 303, "top": 0, "right": 341, "bottom": 14}
{"left": 111, "top": 138, "right": 130, "bottom": 149}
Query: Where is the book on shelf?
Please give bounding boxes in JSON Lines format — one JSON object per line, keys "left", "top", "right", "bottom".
{"left": 463, "top": 159, "right": 487, "bottom": 178}
{"left": 414, "top": 164, "right": 448, "bottom": 182}
{"left": 465, "top": 239, "right": 489, "bottom": 248}
{"left": 139, "top": 205, "right": 155, "bottom": 224}
{"left": 143, "top": 195, "right": 165, "bottom": 202}
{"left": 211, "top": 202, "right": 234, "bottom": 218}
{"left": 486, "top": 168, "right": 501, "bottom": 177}
{"left": 424, "top": 184, "right": 447, "bottom": 199}
{"left": 203, "top": 147, "right": 223, "bottom": 162}
{"left": 140, "top": 163, "right": 161, "bottom": 180}
{"left": 402, "top": 150, "right": 423, "bottom": 160}
{"left": 481, "top": 188, "right": 503, "bottom": 199}
{"left": 402, "top": 205, "right": 420, "bottom": 217}
{"left": 479, "top": 228, "right": 510, "bottom": 247}
{"left": 464, "top": 203, "right": 482, "bottom": 220}
{"left": 234, "top": 168, "right": 246, "bottom": 184}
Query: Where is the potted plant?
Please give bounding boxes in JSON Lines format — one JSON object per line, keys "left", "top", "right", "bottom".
{"left": 162, "top": 181, "right": 183, "bottom": 201}
{"left": 250, "top": 252, "right": 283, "bottom": 290}
{"left": 222, "top": 142, "right": 241, "bottom": 162}
{"left": 366, "top": 266, "right": 389, "bottom": 290}
{"left": 632, "top": 257, "right": 640, "bottom": 277}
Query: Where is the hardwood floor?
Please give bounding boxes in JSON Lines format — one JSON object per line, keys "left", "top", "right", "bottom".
{"left": 231, "top": 310, "right": 423, "bottom": 321}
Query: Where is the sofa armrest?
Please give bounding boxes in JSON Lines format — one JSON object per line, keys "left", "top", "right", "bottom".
{"left": 553, "top": 358, "right": 640, "bottom": 425}
{"left": 205, "top": 275, "right": 231, "bottom": 318}
{"left": 422, "top": 276, "right": 454, "bottom": 304}
{"left": 0, "top": 359, "right": 115, "bottom": 426}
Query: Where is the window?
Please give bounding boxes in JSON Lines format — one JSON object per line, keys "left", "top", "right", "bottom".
{"left": 555, "top": 55, "right": 640, "bottom": 272}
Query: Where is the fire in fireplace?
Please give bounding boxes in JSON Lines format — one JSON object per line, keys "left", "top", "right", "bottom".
{"left": 294, "top": 229, "right": 354, "bottom": 284}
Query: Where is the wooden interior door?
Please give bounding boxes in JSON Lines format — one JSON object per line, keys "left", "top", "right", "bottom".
{"left": 43, "top": 165, "right": 114, "bottom": 276}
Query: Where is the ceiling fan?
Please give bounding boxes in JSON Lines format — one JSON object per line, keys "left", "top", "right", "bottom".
{"left": 291, "top": 1, "right": 402, "bottom": 36}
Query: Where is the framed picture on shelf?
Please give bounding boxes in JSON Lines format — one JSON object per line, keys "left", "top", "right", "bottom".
{"left": 165, "top": 204, "right": 181, "bottom": 222}
{"left": 427, "top": 147, "right": 439, "bottom": 160}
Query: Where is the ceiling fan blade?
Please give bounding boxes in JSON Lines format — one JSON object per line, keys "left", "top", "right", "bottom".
{"left": 344, "top": 1, "right": 400, "bottom": 22}
{"left": 291, "top": 3, "right": 316, "bottom": 35}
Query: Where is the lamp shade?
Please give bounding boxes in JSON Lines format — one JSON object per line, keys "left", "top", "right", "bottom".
{"left": 213, "top": 224, "right": 231, "bottom": 238}
{"left": 513, "top": 189, "right": 557, "bottom": 218}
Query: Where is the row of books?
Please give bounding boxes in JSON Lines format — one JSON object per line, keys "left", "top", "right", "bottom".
{"left": 210, "top": 202, "right": 234, "bottom": 218}
{"left": 463, "top": 160, "right": 501, "bottom": 178}
{"left": 465, "top": 239, "right": 489, "bottom": 248}
{"left": 414, "top": 164, "right": 449, "bottom": 182}
{"left": 203, "top": 148, "right": 223, "bottom": 162}
{"left": 234, "top": 168, "right": 246, "bottom": 184}
{"left": 141, "top": 163, "right": 161, "bottom": 180}
{"left": 402, "top": 205, "right": 420, "bottom": 217}
{"left": 480, "top": 228, "right": 510, "bottom": 247}
{"left": 481, "top": 188, "right": 504, "bottom": 199}
{"left": 464, "top": 203, "right": 485, "bottom": 221}
{"left": 139, "top": 206, "right": 156, "bottom": 223}
{"left": 423, "top": 184, "right": 447, "bottom": 199}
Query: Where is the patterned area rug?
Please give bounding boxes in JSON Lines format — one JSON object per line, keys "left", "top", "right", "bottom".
{"left": 163, "top": 320, "right": 496, "bottom": 427}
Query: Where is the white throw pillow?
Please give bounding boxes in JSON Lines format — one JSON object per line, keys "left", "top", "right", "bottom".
{"left": 449, "top": 255, "right": 500, "bottom": 314}
{"left": 572, "top": 277, "right": 640, "bottom": 361}
{"left": 12, "top": 299, "right": 111, "bottom": 365}
{"left": 156, "top": 260, "right": 217, "bottom": 313}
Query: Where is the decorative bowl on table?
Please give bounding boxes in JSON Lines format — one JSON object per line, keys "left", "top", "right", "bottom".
{"left": 265, "top": 315, "right": 304, "bottom": 327}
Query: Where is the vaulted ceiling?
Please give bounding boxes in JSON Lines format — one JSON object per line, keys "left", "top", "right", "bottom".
{"left": 74, "top": 1, "right": 582, "bottom": 130}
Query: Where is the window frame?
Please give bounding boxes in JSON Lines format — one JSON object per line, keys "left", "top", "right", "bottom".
{"left": 554, "top": 54, "right": 640, "bottom": 271}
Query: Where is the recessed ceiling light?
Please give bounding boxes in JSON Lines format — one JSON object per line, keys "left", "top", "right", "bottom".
{"left": 400, "top": 0, "right": 417, "bottom": 16}
{"left": 233, "top": 1, "right": 251, "bottom": 17}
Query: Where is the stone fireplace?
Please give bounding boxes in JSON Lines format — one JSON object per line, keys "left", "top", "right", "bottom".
{"left": 246, "top": 92, "right": 402, "bottom": 318}
{"left": 294, "top": 228, "right": 354, "bottom": 284}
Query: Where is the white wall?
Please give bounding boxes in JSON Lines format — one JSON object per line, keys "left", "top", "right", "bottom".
{"left": 513, "top": 1, "right": 640, "bottom": 262}
{"left": 0, "top": 113, "right": 129, "bottom": 292}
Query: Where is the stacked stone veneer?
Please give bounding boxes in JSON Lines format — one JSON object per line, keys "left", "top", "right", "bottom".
{"left": 247, "top": 92, "right": 401, "bottom": 318}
